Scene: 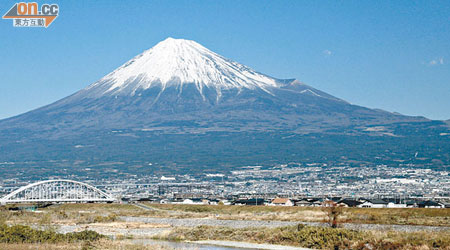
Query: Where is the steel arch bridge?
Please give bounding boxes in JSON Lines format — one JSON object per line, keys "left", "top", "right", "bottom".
{"left": 0, "top": 179, "right": 116, "bottom": 204}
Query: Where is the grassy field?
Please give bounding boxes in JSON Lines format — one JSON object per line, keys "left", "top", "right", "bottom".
{"left": 144, "top": 203, "right": 450, "bottom": 227}
{"left": 0, "top": 222, "right": 172, "bottom": 250}
{"left": 0, "top": 203, "right": 449, "bottom": 249}
{"left": 0, "top": 240, "right": 174, "bottom": 250}
{"left": 1, "top": 203, "right": 449, "bottom": 227}
{"left": 0, "top": 203, "right": 144, "bottom": 225}
{"left": 156, "top": 224, "right": 450, "bottom": 250}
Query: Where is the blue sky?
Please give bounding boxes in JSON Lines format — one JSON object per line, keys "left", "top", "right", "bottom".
{"left": 1, "top": 1, "right": 449, "bottom": 120}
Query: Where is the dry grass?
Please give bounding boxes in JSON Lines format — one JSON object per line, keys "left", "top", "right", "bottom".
{"left": 0, "top": 239, "right": 175, "bottom": 250}
{"left": 155, "top": 224, "right": 450, "bottom": 250}
{"left": 145, "top": 203, "right": 450, "bottom": 226}
{"left": 1, "top": 203, "right": 448, "bottom": 227}
{"left": 342, "top": 207, "right": 450, "bottom": 226}
{"left": 0, "top": 242, "right": 84, "bottom": 250}
{"left": 0, "top": 203, "right": 449, "bottom": 249}
{"left": 0, "top": 203, "right": 151, "bottom": 225}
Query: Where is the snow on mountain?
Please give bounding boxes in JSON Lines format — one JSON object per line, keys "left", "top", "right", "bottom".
{"left": 0, "top": 38, "right": 446, "bottom": 173}
{"left": 84, "top": 37, "right": 279, "bottom": 98}
{"left": 0, "top": 36, "right": 429, "bottom": 135}
{"left": 300, "top": 89, "right": 322, "bottom": 97}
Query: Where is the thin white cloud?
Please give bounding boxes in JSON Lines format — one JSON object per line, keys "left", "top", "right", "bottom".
{"left": 428, "top": 57, "right": 444, "bottom": 66}
{"left": 323, "top": 50, "right": 332, "bottom": 56}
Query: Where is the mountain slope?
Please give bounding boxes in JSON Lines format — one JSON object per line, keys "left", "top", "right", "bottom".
{"left": 0, "top": 38, "right": 448, "bottom": 173}
{"left": 88, "top": 37, "right": 279, "bottom": 97}
{"left": 0, "top": 38, "right": 424, "bottom": 134}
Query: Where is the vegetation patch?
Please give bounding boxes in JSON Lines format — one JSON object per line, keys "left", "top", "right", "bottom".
{"left": 3, "top": 203, "right": 448, "bottom": 227}
{"left": 147, "top": 203, "right": 450, "bottom": 226}
{"left": 0, "top": 239, "right": 175, "bottom": 250}
{"left": 0, "top": 223, "right": 104, "bottom": 244}
{"left": 156, "top": 224, "right": 450, "bottom": 250}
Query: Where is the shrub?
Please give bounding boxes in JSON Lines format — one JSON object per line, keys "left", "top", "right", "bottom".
{"left": 157, "top": 224, "right": 450, "bottom": 250}
{"left": 93, "top": 214, "right": 117, "bottom": 223}
{"left": 159, "top": 224, "right": 363, "bottom": 249}
{"left": 0, "top": 223, "right": 104, "bottom": 244}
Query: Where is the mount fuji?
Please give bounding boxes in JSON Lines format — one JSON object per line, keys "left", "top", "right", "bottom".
{"left": 0, "top": 38, "right": 448, "bottom": 174}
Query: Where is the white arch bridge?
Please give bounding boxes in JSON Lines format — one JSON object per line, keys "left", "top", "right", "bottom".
{"left": 0, "top": 179, "right": 116, "bottom": 204}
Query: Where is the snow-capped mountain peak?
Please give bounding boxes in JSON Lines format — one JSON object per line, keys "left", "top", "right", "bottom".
{"left": 87, "top": 37, "right": 279, "bottom": 96}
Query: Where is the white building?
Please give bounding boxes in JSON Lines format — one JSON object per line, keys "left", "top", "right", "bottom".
{"left": 270, "top": 198, "right": 294, "bottom": 206}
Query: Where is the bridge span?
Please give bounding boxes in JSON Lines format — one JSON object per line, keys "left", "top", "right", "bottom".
{"left": 0, "top": 179, "right": 115, "bottom": 204}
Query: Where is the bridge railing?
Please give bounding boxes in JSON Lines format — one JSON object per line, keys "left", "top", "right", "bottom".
{"left": 0, "top": 179, "right": 116, "bottom": 204}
